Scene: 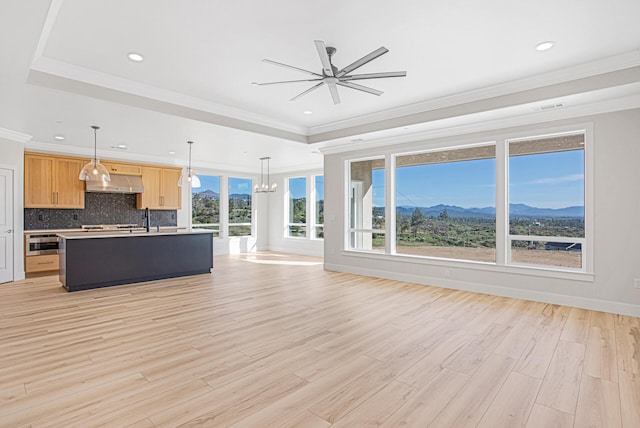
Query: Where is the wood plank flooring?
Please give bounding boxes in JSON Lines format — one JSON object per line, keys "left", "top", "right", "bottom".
{"left": 1, "top": 252, "right": 639, "bottom": 427}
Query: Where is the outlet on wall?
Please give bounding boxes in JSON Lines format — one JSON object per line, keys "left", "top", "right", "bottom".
{"left": 634, "top": 278, "right": 640, "bottom": 289}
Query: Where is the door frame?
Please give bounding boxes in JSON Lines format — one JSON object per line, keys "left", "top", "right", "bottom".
{"left": 0, "top": 163, "right": 21, "bottom": 282}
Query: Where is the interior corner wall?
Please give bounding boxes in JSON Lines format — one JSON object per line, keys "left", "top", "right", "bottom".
{"left": 323, "top": 109, "right": 640, "bottom": 316}
{"left": 267, "top": 172, "right": 324, "bottom": 257}
{"left": 0, "top": 137, "right": 25, "bottom": 281}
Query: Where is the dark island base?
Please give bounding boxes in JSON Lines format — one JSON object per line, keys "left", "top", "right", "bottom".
{"left": 59, "top": 232, "right": 213, "bottom": 292}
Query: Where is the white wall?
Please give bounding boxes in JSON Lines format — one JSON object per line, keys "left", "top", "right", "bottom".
{"left": 323, "top": 109, "right": 640, "bottom": 316}
{"left": 267, "top": 171, "right": 324, "bottom": 257}
{"left": 0, "top": 137, "right": 25, "bottom": 281}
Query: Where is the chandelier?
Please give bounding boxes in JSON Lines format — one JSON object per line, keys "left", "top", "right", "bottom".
{"left": 254, "top": 157, "right": 277, "bottom": 193}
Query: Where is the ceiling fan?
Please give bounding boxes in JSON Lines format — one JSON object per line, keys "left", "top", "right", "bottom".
{"left": 254, "top": 40, "right": 407, "bottom": 104}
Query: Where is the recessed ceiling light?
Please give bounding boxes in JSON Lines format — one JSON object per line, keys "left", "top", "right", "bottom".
{"left": 535, "top": 41, "right": 555, "bottom": 52}
{"left": 168, "top": 151, "right": 176, "bottom": 155}
{"left": 128, "top": 52, "right": 144, "bottom": 62}
{"left": 117, "top": 144, "right": 127, "bottom": 149}
{"left": 54, "top": 135, "right": 65, "bottom": 140}
{"left": 303, "top": 110, "right": 313, "bottom": 115}
{"left": 351, "top": 138, "right": 364, "bottom": 142}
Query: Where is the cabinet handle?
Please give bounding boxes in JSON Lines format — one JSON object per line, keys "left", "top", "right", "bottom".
{"left": 160, "top": 196, "right": 164, "bottom": 206}
{"left": 37, "top": 261, "right": 54, "bottom": 265}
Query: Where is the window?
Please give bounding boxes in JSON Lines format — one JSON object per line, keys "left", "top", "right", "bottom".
{"left": 344, "top": 128, "right": 589, "bottom": 274}
{"left": 395, "top": 145, "right": 496, "bottom": 262}
{"left": 288, "top": 177, "right": 307, "bottom": 237}
{"left": 314, "top": 175, "right": 324, "bottom": 239}
{"left": 508, "top": 133, "right": 585, "bottom": 269}
{"left": 228, "top": 177, "right": 252, "bottom": 236}
{"left": 349, "top": 158, "right": 385, "bottom": 252}
{"left": 191, "top": 175, "right": 220, "bottom": 238}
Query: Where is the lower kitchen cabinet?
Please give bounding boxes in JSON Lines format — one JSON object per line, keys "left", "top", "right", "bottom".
{"left": 25, "top": 254, "right": 59, "bottom": 273}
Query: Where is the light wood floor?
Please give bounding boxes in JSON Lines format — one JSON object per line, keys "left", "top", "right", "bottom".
{"left": 1, "top": 252, "right": 639, "bottom": 427}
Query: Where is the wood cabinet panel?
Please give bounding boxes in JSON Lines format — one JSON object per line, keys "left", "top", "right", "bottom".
{"left": 136, "top": 166, "right": 181, "bottom": 210}
{"left": 101, "top": 162, "right": 142, "bottom": 176}
{"left": 24, "top": 156, "right": 54, "bottom": 207}
{"left": 24, "top": 154, "right": 85, "bottom": 209}
{"left": 55, "top": 158, "right": 85, "bottom": 208}
{"left": 160, "top": 168, "right": 181, "bottom": 209}
{"left": 25, "top": 254, "right": 59, "bottom": 273}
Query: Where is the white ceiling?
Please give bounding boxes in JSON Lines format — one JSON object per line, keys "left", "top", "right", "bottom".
{"left": 1, "top": 0, "right": 639, "bottom": 173}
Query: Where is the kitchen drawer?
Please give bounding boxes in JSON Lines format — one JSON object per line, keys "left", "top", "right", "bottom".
{"left": 26, "top": 254, "right": 59, "bottom": 273}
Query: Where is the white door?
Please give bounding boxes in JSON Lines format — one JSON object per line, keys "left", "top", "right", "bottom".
{"left": 0, "top": 168, "right": 14, "bottom": 283}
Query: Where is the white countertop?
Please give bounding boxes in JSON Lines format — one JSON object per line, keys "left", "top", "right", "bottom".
{"left": 25, "top": 227, "right": 185, "bottom": 235}
{"left": 57, "top": 229, "right": 213, "bottom": 240}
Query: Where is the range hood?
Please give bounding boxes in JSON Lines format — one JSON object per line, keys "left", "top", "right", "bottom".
{"left": 85, "top": 174, "right": 144, "bottom": 194}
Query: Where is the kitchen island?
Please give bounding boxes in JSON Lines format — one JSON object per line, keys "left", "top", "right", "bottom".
{"left": 57, "top": 230, "right": 214, "bottom": 292}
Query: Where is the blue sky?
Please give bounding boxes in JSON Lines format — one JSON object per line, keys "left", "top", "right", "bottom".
{"left": 289, "top": 177, "right": 306, "bottom": 198}
{"left": 193, "top": 175, "right": 252, "bottom": 195}
{"left": 195, "top": 149, "right": 584, "bottom": 210}
{"left": 385, "top": 150, "right": 584, "bottom": 209}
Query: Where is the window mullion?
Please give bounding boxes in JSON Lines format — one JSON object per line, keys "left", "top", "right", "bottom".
{"left": 496, "top": 139, "right": 507, "bottom": 266}
{"left": 386, "top": 154, "right": 396, "bottom": 255}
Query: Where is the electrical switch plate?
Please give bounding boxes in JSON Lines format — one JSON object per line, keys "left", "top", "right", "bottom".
{"left": 634, "top": 278, "right": 640, "bottom": 289}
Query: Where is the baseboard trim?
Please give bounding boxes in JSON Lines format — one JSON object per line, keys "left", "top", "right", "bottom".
{"left": 324, "top": 262, "right": 640, "bottom": 317}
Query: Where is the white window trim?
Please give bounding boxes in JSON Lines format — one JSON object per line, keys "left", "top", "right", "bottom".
{"left": 284, "top": 173, "right": 325, "bottom": 241}
{"left": 343, "top": 123, "right": 594, "bottom": 278}
{"left": 227, "top": 176, "right": 254, "bottom": 237}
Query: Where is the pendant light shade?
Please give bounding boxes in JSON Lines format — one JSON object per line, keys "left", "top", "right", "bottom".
{"left": 79, "top": 126, "right": 111, "bottom": 182}
{"left": 254, "top": 157, "right": 277, "bottom": 193}
{"left": 178, "top": 140, "right": 200, "bottom": 188}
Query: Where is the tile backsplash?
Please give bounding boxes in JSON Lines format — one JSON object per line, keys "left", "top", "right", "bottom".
{"left": 24, "top": 193, "right": 177, "bottom": 230}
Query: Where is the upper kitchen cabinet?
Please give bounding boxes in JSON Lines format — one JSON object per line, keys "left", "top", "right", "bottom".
{"left": 24, "top": 153, "right": 85, "bottom": 208}
{"left": 136, "top": 166, "right": 182, "bottom": 210}
{"left": 100, "top": 161, "right": 142, "bottom": 176}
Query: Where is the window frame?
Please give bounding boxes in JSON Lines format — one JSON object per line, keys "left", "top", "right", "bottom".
{"left": 343, "top": 124, "right": 593, "bottom": 278}
{"left": 286, "top": 176, "right": 308, "bottom": 239}
{"left": 284, "top": 173, "right": 325, "bottom": 241}
{"left": 190, "top": 174, "right": 221, "bottom": 238}
{"left": 227, "top": 176, "right": 254, "bottom": 237}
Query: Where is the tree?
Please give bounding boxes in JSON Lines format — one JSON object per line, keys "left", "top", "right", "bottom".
{"left": 411, "top": 208, "right": 425, "bottom": 236}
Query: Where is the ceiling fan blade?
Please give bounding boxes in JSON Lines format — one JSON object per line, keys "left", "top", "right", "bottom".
{"left": 314, "top": 40, "right": 335, "bottom": 77}
{"left": 341, "top": 71, "right": 407, "bottom": 81}
{"left": 337, "top": 81, "right": 383, "bottom": 96}
{"left": 337, "top": 47, "right": 389, "bottom": 77}
{"left": 262, "top": 59, "right": 323, "bottom": 77}
{"left": 254, "top": 78, "right": 323, "bottom": 86}
{"left": 290, "top": 82, "right": 325, "bottom": 101}
{"left": 327, "top": 82, "right": 341, "bottom": 104}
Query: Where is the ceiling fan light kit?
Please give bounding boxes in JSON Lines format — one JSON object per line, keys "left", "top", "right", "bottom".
{"left": 256, "top": 40, "right": 406, "bottom": 104}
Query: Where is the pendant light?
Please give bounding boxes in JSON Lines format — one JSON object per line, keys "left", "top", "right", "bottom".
{"left": 79, "top": 125, "right": 111, "bottom": 182}
{"left": 254, "top": 157, "right": 277, "bottom": 193}
{"left": 178, "top": 140, "right": 201, "bottom": 188}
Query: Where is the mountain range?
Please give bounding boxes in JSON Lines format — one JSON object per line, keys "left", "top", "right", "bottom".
{"left": 396, "top": 203, "right": 584, "bottom": 218}
{"left": 195, "top": 189, "right": 251, "bottom": 201}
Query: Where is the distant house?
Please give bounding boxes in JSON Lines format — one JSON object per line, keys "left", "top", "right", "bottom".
{"left": 545, "top": 242, "right": 582, "bottom": 251}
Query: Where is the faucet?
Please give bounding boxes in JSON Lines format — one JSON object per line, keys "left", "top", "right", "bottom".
{"left": 145, "top": 207, "right": 151, "bottom": 232}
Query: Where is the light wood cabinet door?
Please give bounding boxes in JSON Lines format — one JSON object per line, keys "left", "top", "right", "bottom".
{"left": 160, "top": 168, "right": 181, "bottom": 209}
{"left": 54, "top": 158, "right": 85, "bottom": 208}
{"left": 137, "top": 166, "right": 181, "bottom": 210}
{"left": 24, "top": 154, "right": 85, "bottom": 208}
{"left": 24, "top": 155, "right": 55, "bottom": 207}
{"left": 101, "top": 162, "right": 142, "bottom": 176}
{"left": 137, "top": 166, "right": 162, "bottom": 209}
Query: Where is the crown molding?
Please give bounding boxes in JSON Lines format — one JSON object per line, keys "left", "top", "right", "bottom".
{"left": 0, "top": 128, "right": 32, "bottom": 143}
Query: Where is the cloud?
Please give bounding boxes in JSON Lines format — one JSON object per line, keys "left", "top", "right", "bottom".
{"left": 524, "top": 174, "right": 584, "bottom": 185}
